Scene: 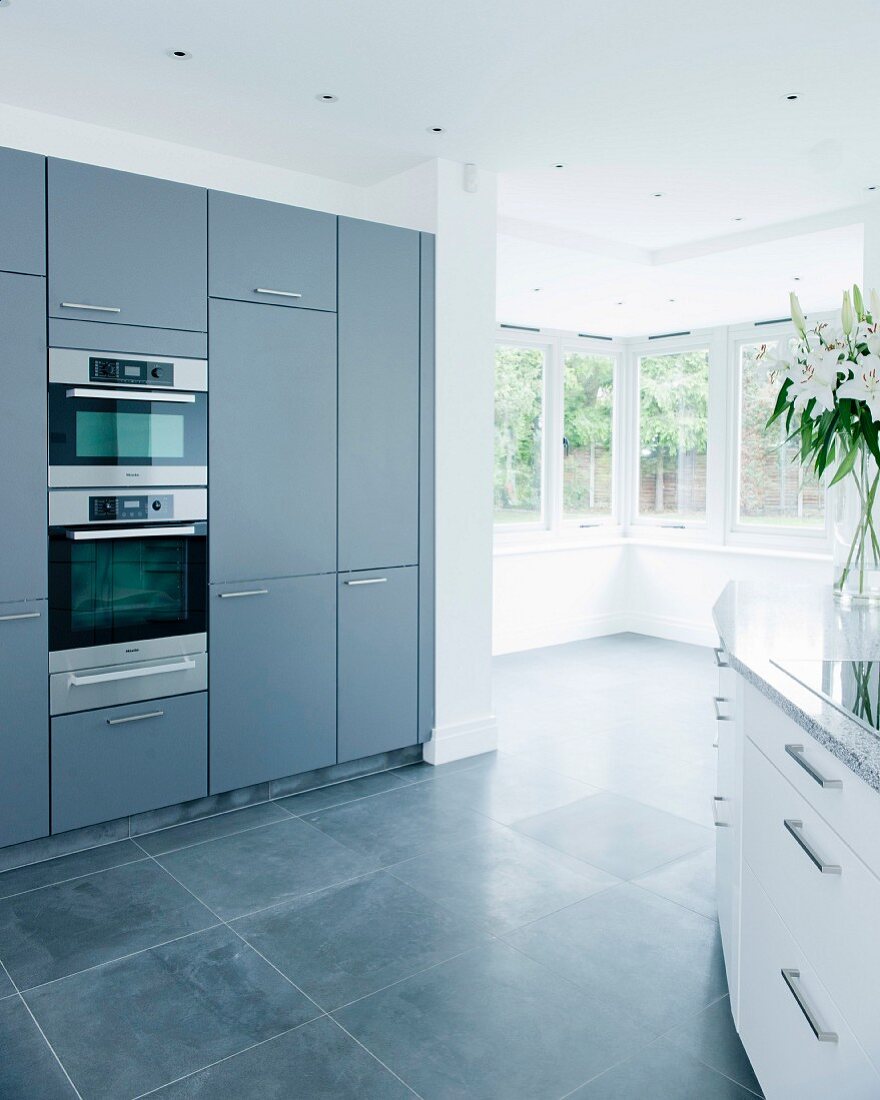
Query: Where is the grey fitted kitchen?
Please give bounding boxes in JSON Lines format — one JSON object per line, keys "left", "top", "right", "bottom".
{"left": 0, "top": 146, "right": 435, "bottom": 852}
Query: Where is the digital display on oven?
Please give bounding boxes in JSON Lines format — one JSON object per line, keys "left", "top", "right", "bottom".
{"left": 88, "top": 357, "right": 174, "bottom": 386}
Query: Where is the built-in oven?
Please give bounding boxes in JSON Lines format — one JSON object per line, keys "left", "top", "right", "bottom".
{"left": 48, "top": 349, "right": 207, "bottom": 488}
{"left": 48, "top": 488, "right": 208, "bottom": 715}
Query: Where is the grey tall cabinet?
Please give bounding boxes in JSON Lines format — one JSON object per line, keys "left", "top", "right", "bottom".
{"left": 0, "top": 149, "right": 49, "bottom": 849}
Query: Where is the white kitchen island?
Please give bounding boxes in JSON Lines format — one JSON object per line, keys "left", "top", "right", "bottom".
{"left": 713, "top": 582, "right": 880, "bottom": 1100}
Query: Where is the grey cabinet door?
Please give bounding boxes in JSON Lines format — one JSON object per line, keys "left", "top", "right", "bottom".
{"left": 337, "top": 567, "right": 418, "bottom": 763}
{"left": 52, "top": 692, "right": 207, "bottom": 833}
{"left": 338, "top": 218, "right": 420, "bottom": 571}
{"left": 0, "top": 147, "right": 45, "bottom": 276}
{"left": 0, "top": 273, "right": 46, "bottom": 603}
{"left": 209, "top": 299, "right": 337, "bottom": 582}
{"left": 209, "top": 191, "right": 336, "bottom": 311}
{"left": 0, "top": 602, "right": 48, "bottom": 848}
{"left": 48, "top": 159, "right": 207, "bottom": 331}
{"left": 209, "top": 575, "right": 336, "bottom": 792}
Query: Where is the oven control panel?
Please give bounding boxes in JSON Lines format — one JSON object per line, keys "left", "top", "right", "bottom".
{"left": 89, "top": 494, "right": 173, "bottom": 522}
{"left": 88, "top": 357, "right": 174, "bottom": 387}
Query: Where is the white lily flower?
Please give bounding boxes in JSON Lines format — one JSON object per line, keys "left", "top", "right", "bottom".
{"left": 791, "top": 347, "right": 843, "bottom": 415}
{"left": 790, "top": 291, "right": 807, "bottom": 336}
{"left": 866, "top": 328, "right": 880, "bottom": 358}
{"left": 842, "top": 290, "right": 854, "bottom": 335}
{"left": 762, "top": 345, "right": 792, "bottom": 379}
{"left": 838, "top": 354, "right": 880, "bottom": 422}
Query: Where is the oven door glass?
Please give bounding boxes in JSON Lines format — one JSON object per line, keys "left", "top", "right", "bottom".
{"left": 49, "top": 526, "right": 207, "bottom": 652}
{"left": 48, "top": 385, "right": 207, "bottom": 472}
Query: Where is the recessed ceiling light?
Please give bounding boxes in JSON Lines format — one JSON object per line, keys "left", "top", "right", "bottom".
{"left": 532, "top": 287, "right": 542, "bottom": 292}
{"left": 427, "top": 126, "right": 445, "bottom": 134}
{"left": 793, "top": 276, "right": 801, "bottom": 282}
{"left": 167, "top": 49, "right": 192, "bottom": 60}
{"left": 554, "top": 163, "right": 565, "bottom": 169}
{"left": 784, "top": 93, "right": 800, "bottom": 101}
{"left": 316, "top": 93, "right": 338, "bottom": 102}
{"left": 732, "top": 216, "right": 745, "bottom": 222}
{"left": 866, "top": 185, "right": 878, "bottom": 192}
{"left": 668, "top": 298, "right": 676, "bottom": 303}
{"left": 651, "top": 192, "right": 665, "bottom": 198}
{"left": 616, "top": 300, "right": 625, "bottom": 306}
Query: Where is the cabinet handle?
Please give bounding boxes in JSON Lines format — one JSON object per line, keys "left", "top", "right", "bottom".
{"left": 712, "top": 795, "right": 730, "bottom": 827}
{"left": 345, "top": 578, "right": 388, "bottom": 586}
{"left": 66, "top": 526, "right": 197, "bottom": 541}
{"left": 713, "top": 646, "right": 729, "bottom": 668}
{"left": 218, "top": 588, "right": 270, "bottom": 599}
{"left": 60, "top": 302, "right": 121, "bottom": 313}
{"left": 69, "top": 658, "right": 195, "bottom": 686}
{"left": 0, "top": 611, "right": 41, "bottom": 622}
{"left": 781, "top": 969, "right": 838, "bottom": 1042}
{"left": 254, "top": 288, "right": 303, "bottom": 299}
{"left": 107, "top": 710, "right": 164, "bottom": 726}
{"left": 784, "top": 744, "right": 843, "bottom": 789}
{"left": 783, "top": 819, "right": 841, "bottom": 875}
{"left": 713, "top": 696, "right": 732, "bottom": 721}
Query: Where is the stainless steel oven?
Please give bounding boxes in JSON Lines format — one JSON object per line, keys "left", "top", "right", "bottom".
{"left": 48, "top": 349, "right": 207, "bottom": 488}
{"left": 48, "top": 488, "right": 208, "bottom": 715}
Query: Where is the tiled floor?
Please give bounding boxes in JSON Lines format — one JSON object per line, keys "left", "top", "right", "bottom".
{"left": 0, "top": 634, "right": 763, "bottom": 1099}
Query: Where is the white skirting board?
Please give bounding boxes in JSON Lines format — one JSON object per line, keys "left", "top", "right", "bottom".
{"left": 423, "top": 715, "right": 498, "bottom": 765}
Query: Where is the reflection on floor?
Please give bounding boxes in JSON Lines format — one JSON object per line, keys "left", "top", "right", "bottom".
{"left": 0, "top": 634, "right": 763, "bottom": 1098}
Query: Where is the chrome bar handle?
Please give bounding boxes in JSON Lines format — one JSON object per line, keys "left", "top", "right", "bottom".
{"left": 254, "top": 288, "right": 303, "bottom": 299}
{"left": 218, "top": 588, "right": 270, "bottom": 599}
{"left": 69, "top": 659, "right": 196, "bottom": 687}
{"left": 784, "top": 744, "right": 843, "bottom": 789}
{"left": 66, "top": 526, "right": 197, "bottom": 541}
{"left": 783, "top": 819, "right": 841, "bottom": 875}
{"left": 713, "top": 696, "right": 732, "bottom": 721}
{"left": 0, "top": 611, "right": 41, "bottom": 622}
{"left": 65, "top": 388, "right": 196, "bottom": 404}
{"left": 712, "top": 795, "right": 730, "bottom": 827}
{"left": 781, "top": 969, "right": 838, "bottom": 1042}
{"left": 345, "top": 578, "right": 388, "bottom": 586}
{"left": 60, "top": 302, "right": 121, "bottom": 313}
{"left": 107, "top": 710, "right": 164, "bottom": 726}
{"left": 713, "top": 646, "right": 729, "bottom": 668}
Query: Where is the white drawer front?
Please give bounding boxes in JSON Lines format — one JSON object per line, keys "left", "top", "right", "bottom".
{"left": 739, "top": 863, "right": 880, "bottom": 1100}
{"left": 743, "top": 739, "right": 880, "bottom": 1072}
{"left": 744, "top": 682, "right": 880, "bottom": 877}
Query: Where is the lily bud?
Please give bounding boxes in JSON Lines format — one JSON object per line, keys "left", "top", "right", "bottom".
{"left": 842, "top": 289, "right": 854, "bottom": 335}
{"left": 853, "top": 284, "right": 866, "bottom": 322}
{"left": 790, "top": 291, "right": 807, "bottom": 335}
{"left": 871, "top": 289, "right": 880, "bottom": 322}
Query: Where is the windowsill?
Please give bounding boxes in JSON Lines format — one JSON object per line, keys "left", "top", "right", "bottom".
{"left": 493, "top": 530, "right": 626, "bottom": 556}
{"left": 494, "top": 531, "right": 831, "bottom": 562}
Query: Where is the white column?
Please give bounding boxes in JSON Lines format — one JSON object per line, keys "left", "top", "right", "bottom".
{"left": 424, "top": 159, "right": 498, "bottom": 764}
{"left": 864, "top": 208, "right": 880, "bottom": 295}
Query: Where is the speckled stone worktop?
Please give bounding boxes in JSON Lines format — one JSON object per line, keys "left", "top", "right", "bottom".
{"left": 713, "top": 581, "right": 880, "bottom": 794}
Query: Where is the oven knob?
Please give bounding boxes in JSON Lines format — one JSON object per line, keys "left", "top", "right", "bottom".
{"left": 151, "top": 367, "right": 162, "bottom": 379}
{"left": 151, "top": 499, "right": 162, "bottom": 511}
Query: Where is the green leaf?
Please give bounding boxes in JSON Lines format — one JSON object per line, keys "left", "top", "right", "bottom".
{"left": 830, "top": 431, "right": 863, "bottom": 486}
{"left": 860, "top": 408, "right": 880, "bottom": 466}
{"left": 766, "top": 378, "right": 793, "bottom": 428}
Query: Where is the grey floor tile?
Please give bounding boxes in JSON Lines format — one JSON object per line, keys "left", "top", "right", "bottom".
{"left": 0, "top": 961, "right": 16, "bottom": 998}
{"left": 395, "top": 753, "right": 498, "bottom": 783}
{"left": 151, "top": 1015, "right": 415, "bottom": 1098}
{"left": 503, "top": 883, "right": 727, "bottom": 1037}
{"left": 135, "top": 801, "right": 292, "bottom": 856}
{"left": 569, "top": 1036, "right": 756, "bottom": 1098}
{"left": 633, "top": 846, "right": 717, "bottom": 919}
{"left": 425, "top": 751, "right": 599, "bottom": 825}
{"left": 389, "top": 828, "right": 618, "bottom": 934}
{"left": 277, "top": 769, "right": 413, "bottom": 815}
{"left": 513, "top": 790, "right": 713, "bottom": 879}
{"left": 665, "top": 996, "right": 763, "bottom": 1096}
{"left": 335, "top": 939, "right": 652, "bottom": 1100}
{"left": 300, "top": 782, "right": 498, "bottom": 866}
{"left": 0, "top": 839, "right": 147, "bottom": 901}
{"left": 0, "top": 859, "right": 216, "bottom": 989}
{"left": 0, "top": 995, "right": 76, "bottom": 1098}
{"left": 233, "top": 870, "right": 489, "bottom": 1010}
{"left": 24, "top": 924, "right": 320, "bottom": 1100}
{"left": 156, "top": 816, "right": 377, "bottom": 920}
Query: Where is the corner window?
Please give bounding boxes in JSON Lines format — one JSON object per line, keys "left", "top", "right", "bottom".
{"left": 494, "top": 343, "right": 545, "bottom": 526}
{"left": 637, "top": 349, "right": 709, "bottom": 523}
{"left": 563, "top": 350, "right": 614, "bottom": 522}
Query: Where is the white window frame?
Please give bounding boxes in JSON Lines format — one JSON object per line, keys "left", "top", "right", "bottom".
{"left": 493, "top": 327, "right": 624, "bottom": 546}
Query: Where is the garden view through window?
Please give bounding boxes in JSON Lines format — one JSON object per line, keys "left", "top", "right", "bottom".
{"left": 563, "top": 351, "right": 614, "bottom": 521}
{"left": 638, "top": 349, "right": 709, "bottom": 520}
{"left": 494, "top": 343, "right": 544, "bottom": 524}
{"left": 738, "top": 341, "right": 824, "bottom": 527}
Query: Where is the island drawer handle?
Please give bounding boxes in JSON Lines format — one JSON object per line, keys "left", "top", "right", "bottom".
{"left": 784, "top": 744, "right": 843, "bottom": 789}
{"left": 713, "top": 646, "right": 729, "bottom": 668}
{"left": 781, "top": 969, "right": 838, "bottom": 1043}
{"left": 783, "top": 819, "right": 842, "bottom": 875}
{"left": 713, "top": 696, "right": 733, "bottom": 722}
{"left": 712, "top": 795, "right": 730, "bottom": 828}
{"left": 60, "top": 302, "right": 121, "bottom": 313}
{"left": 254, "top": 288, "right": 303, "bottom": 299}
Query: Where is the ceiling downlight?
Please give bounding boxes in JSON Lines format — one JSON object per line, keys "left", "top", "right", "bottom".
{"left": 167, "top": 49, "right": 192, "bottom": 60}
{"left": 316, "top": 93, "right": 338, "bottom": 102}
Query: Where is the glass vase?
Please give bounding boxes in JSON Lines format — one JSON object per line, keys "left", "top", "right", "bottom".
{"left": 832, "top": 438, "right": 880, "bottom": 604}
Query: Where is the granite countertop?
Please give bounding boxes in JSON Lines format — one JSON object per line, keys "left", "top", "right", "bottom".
{"left": 713, "top": 581, "right": 880, "bottom": 794}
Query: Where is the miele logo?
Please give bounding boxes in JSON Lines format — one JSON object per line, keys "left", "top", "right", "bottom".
{"left": 125, "top": 472, "right": 140, "bottom": 478}
{"left": 125, "top": 648, "right": 140, "bottom": 654}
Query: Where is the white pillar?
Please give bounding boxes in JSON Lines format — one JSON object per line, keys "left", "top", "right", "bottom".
{"left": 424, "top": 159, "right": 498, "bottom": 764}
{"left": 864, "top": 209, "right": 880, "bottom": 296}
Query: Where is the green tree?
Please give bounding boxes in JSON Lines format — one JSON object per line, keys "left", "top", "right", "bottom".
{"left": 494, "top": 345, "right": 543, "bottom": 521}
{"left": 563, "top": 352, "right": 614, "bottom": 515}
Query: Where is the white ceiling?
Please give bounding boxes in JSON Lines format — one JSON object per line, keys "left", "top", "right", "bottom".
{"left": 0, "top": 0, "right": 874, "bottom": 334}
